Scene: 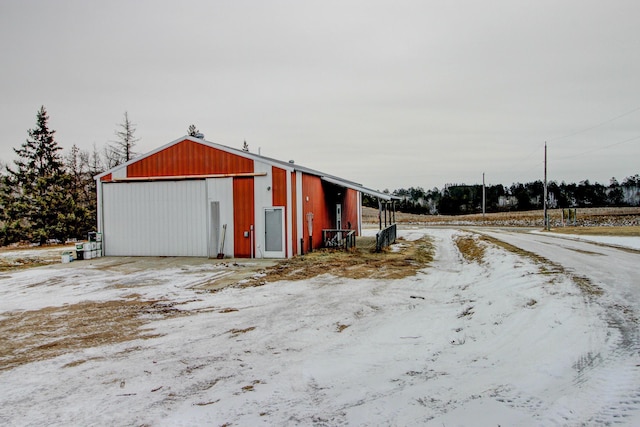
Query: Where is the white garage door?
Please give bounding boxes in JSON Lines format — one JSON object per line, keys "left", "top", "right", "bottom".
{"left": 102, "top": 181, "right": 208, "bottom": 256}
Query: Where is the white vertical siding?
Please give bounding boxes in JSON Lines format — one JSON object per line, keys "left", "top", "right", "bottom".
{"left": 285, "top": 170, "right": 293, "bottom": 258}
{"left": 206, "top": 178, "right": 234, "bottom": 258}
{"left": 296, "top": 172, "right": 303, "bottom": 255}
{"left": 102, "top": 181, "right": 207, "bottom": 256}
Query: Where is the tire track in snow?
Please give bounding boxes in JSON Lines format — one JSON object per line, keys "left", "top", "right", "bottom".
{"left": 477, "top": 229, "right": 640, "bottom": 425}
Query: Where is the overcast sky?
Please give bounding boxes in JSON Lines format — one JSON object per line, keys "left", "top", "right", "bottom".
{"left": 1, "top": 0, "right": 639, "bottom": 191}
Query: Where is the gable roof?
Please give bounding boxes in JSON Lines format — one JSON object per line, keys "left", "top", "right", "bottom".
{"left": 95, "top": 136, "right": 398, "bottom": 200}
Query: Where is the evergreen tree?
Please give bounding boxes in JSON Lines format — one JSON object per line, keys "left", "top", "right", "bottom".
{"left": 188, "top": 124, "right": 200, "bottom": 137}
{"left": 0, "top": 106, "right": 75, "bottom": 245}
{"left": 105, "top": 111, "right": 139, "bottom": 168}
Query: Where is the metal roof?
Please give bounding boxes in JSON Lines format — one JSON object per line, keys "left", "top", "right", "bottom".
{"left": 95, "top": 135, "right": 398, "bottom": 200}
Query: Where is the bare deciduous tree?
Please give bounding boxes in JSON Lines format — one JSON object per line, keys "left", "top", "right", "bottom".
{"left": 105, "top": 112, "right": 139, "bottom": 168}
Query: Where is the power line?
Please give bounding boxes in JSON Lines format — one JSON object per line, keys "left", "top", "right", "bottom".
{"left": 555, "top": 134, "right": 640, "bottom": 160}
{"left": 548, "top": 106, "right": 640, "bottom": 142}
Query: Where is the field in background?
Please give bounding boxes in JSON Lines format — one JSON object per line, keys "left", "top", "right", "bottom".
{"left": 363, "top": 206, "right": 640, "bottom": 231}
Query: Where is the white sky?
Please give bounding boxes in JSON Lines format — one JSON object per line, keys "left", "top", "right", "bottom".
{"left": 1, "top": 0, "right": 639, "bottom": 191}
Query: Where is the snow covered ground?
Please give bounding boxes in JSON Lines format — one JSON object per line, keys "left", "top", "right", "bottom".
{"left": 530, "top": 229, "right": 640, "bottom": 251}
{"left": 1, "top": 228, "right": 639, "bottom": 426}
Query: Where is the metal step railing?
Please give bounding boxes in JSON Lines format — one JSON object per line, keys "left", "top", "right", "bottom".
{"left": 322, "top": 229, "right": 356, "bottom": 251}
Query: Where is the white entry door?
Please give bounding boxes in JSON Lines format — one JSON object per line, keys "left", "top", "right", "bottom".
{"left": 263, "top": 207, "right": 285, "bottom": 258}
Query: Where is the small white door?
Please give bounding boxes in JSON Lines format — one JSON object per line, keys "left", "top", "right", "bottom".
{"left": 264, "top": 207, "right": 285, "bottom": 258}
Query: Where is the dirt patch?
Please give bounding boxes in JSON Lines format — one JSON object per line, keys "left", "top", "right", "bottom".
{"left": 454, "top": 235, "right": 486, "bottom": 264}
{"left": 0, "top": 257, "right": 57, "bottom": 271}
{"left": 238, "top": 236, "right": 434, "bottom": 286}
{"left": 0, "top": 295, "right": 187, "bottom": 371}
{"left": 336, "top": 323, "right": 350, "bottom": 333}
{"left": 0, "top": 244, "right": 75, "bottom": 272}
{"left": 228, "top": 327, "right": 256, "bottom": 337}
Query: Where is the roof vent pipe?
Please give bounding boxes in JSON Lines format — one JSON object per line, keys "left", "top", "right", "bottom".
{"left": 194, "top": 132, "right": 204, "bottom": 139}
{"left": 289, "top": 160, "right": 295, "bottom": 164}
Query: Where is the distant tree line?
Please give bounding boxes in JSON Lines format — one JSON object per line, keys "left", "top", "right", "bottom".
{"left": 365, "top": 176, "right": 640, "bottom": 216}
{"left": 0, "top": 107, "right": 140, "bottom": 246}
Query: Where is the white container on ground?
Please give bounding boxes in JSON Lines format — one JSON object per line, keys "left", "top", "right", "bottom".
{"left": 61, "top": 252, "right": 72, "bottom": 263}
{"left": 84, "top": 248, "right": 93, "bottom": 259}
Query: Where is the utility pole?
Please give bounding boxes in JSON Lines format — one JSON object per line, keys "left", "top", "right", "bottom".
{"left": 482, "top": 172, "right": 486, "bottom": 219}
{"left": 543, "top": 142, "right": 548, "bottom": 230}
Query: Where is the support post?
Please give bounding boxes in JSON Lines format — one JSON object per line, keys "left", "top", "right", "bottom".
{"left": 392, "top": 201, "right": 396, "bottom": 224}
{"left": 544, "top": 142, "right": 548, "bottom": 230}
{"left": 384, "top": 202, "right": 388, "bottom": 227}
{"left": 482, "top": 172, "right": 486, "bottom": 219}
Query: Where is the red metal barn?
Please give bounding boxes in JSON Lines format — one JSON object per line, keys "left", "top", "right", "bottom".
{"left": 95, "top": 136, "right": 392, "bottom": 258}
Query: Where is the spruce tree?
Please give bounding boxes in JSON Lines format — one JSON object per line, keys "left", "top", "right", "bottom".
{"left": 188, "top": 124, "right": 199, "bottom": 137}
{"left": 0, "top": 106, "right": 74, "bottom": 245}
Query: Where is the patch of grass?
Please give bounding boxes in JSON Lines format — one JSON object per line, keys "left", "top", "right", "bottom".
{"left": 570, "top": 248, "right": 605, "bottom": 256}
{"left": 0, "top": 258, "right": 58, "bottom": 272}
{"left": 240, "top": 235, "right": 435, "bottom": 285}
{"left": 336, "top": 323, "right": 350, "bottom": 333}
{"left": 227, "top": 326, "right": 256, "bottom": 337}
{"left": 571, "top": 275, "right": 604, "bottom": 296}
{"left": 241, "top": 380, "right": 262, "bottom": 392}
{"left": 549, "top": 226, "right": 640, "bottom": 237}
{"left": 454, "top": 235, "right": 486, "bottom": 264}
{"left": 458, "top": 306, "right": 474, "bottom": 318}
{"left": 412, "top": 239, "right": 436, "bottom": 265}
{"left": 0, "top": 296, "right": 186, "bottom": 371}
{"left": 194, "top": 399, "right": 220, "bottom": 406}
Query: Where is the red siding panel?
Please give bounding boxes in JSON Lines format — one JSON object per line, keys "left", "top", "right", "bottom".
{"left": 233, "top": 177, "right": 254, "bottom": 258}
{"left": 127, "top": 139, "right": 253, "bottom": 177}
{"left": 272, "top": 167, "right": 287, "bottom": 206}
{"left": 301, "top": 174, "right": 332, "bottom": 250}
{"left": 343, "top": 188, "right": 359, "bottom": 235}
{"left": 100, "top": 173, "right": 113, "bottom": 182}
